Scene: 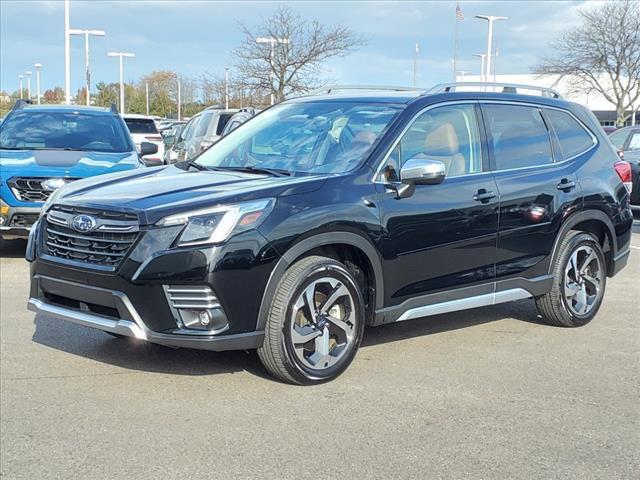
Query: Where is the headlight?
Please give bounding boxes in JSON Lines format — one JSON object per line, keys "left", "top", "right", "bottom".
{"left": 41, "top": 186, "right": 64, "bottom": 216}
{"left": 157, "top": 198, "right": 274, "bottom": 246}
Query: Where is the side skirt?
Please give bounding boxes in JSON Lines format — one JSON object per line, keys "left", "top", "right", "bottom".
{"left": 374, "top": 274, "right": 553, "bottom": 325}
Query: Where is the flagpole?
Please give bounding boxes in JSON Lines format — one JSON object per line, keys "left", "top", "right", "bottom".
{"left": 413, "top": 43, "right": 419, "bottom": 87}
{"left": 453, "top": 6, "right": 459, "bottom": 81}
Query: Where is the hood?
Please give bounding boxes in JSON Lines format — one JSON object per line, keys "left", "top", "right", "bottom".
{"left": 0, "top": 149, "right": 142, "bottom": 178}
{"left": 51, "top": 165, "right": 328, "bottom": 225}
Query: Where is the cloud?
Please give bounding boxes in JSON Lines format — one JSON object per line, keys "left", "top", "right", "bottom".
{"left": 1, "top": 0, "right": 597, "bottom": 94}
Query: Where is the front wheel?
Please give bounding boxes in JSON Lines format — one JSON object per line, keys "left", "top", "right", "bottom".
{"left": 258, "top": 256, "right": 366, "bottom": 385}
{"left": 536, "top": 231, "right": 606, "bottom": 327}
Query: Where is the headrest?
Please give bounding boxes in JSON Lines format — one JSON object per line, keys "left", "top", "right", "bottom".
{"left": 424, "top": 123, "right": 459, "bottom": 156}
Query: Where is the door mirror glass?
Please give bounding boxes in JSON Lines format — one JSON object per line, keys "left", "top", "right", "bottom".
{"left": 401, "top": 157, "right": 446, "bottom": 185}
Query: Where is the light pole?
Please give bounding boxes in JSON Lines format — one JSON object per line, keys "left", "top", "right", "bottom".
{"left": 177, "top": 79, "right": 181, "bottom": 121}
{"left": 473, "top": 54, "right": 487, "bottom": 83}
{"left": 64, "top": 0, "right": 71, "bottom": 104}
{"left": 34, "top": 64, "right": 42, "bottom": 104}
{"left": 224, "top": 67, "right": 229, "bottom": 109}
{"left": 107, "top": 51, "right": 135, "bottom": 113}
{"left": 256, "top": 36, "right": 289, "bottom": 105}
{"left": 69, "top": 28, "right": 106, "bottom": 105}
{"left": 475, "top": 15, "right": 507, "bottom": 82}
{"left": 25, "top": 71, "right": 32, "bottom": 100}
{"left": 18, "top": 75, "right": 23, "bottom": 99}
{"left": 145, "top": 82, "right": 149, "bottom": 116}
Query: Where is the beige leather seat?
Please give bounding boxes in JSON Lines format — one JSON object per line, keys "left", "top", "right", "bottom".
{"left": 423, "top": 123, "right": 466, "bottom": 177}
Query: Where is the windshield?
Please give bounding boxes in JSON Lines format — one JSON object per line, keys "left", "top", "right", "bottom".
{"left": 0, "top": 110, "right": 132, "bottom": 152}
{"left": 124, "top": 118, "right": 159, "bottom": 134}
{"left": 195, "top": 101, "right": 402, "bottom": 174}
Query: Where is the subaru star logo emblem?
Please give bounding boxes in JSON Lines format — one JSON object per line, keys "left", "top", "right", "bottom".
{"left": 72, "top": 214, "right": 97, "bottom": 233}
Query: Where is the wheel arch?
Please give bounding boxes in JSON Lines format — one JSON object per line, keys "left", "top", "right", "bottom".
{"left": 549, "top": 209, "right": 617, "bottom": 277}
{"left": 256, "top": 232, "right": 384, "bottom": 330}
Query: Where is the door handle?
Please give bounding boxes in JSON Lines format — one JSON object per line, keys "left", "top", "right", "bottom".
{"left": 556, "top": 178, "right": 576, "bottom": 191}
{"left": 473, "top": 189, "right": 497, "bottom": 202}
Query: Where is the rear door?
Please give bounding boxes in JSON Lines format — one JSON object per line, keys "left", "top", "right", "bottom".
{"left": 481, "top": 102, "right": 587, "bottom": 285}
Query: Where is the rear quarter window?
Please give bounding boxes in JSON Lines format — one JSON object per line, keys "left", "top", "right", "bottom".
{"left": 545, "top": 109, "right": 595, "bottom": 159}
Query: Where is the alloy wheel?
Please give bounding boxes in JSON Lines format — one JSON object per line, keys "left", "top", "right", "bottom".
{"left": 563, "top": 245, "right": 604, "bottom": 316}
{"left": 289, "top": 277, "right": 356, "bottom": 371}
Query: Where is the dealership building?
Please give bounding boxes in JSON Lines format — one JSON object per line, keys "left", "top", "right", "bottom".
{"left": 456, "top": 73, "right": 639, "bottom": 127}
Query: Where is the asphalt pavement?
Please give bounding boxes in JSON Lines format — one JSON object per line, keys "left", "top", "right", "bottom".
{"left": 1, "top": 220, "right": 639, "bottom": 479}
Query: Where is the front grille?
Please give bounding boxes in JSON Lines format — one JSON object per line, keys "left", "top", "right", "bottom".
{"left": 9, "top": 177, "right": 77, "bottom": 202}
{"left": 10, "top": 213, "right": 40, "bottom": 228}
{"left": 165, "top": 286, "right": 220, "bottom": 309}
{"left": 43, "top": 205, "right": 140, "bottom": 268}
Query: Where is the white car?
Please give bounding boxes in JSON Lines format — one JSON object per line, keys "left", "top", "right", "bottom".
{"left": 122, "top": 114, "right": 165, "bottom": 166}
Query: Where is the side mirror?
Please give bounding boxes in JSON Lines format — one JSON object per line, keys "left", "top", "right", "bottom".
{"left": 401, "top": 157, "right": 446, "bottom": 185}
{"left": 139, "top": 141, "right": 158, "bottom": 157}
{"left": 391, "top": 157, "right": 446, "bottom": 199}
{"left": 163, "top": 135, "right": 176, "bottom": 146}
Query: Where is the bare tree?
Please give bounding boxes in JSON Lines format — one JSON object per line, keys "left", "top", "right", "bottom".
{"left": 233, "top": 5, "right": 366, "bottom": 103}
{"left": 534, "top": 0, "right": 640, "bottom": 126}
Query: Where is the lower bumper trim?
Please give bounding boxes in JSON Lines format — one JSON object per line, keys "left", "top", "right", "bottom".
{"left": 0, "top": 226, "right": 31, "bottom": 239}
{"left": 27, "top": 298, "right": 264, "bottom": 352}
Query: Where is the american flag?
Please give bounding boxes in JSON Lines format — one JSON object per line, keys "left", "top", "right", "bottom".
{"left": 456, "top": 2, "right": 464, "bottom": 21}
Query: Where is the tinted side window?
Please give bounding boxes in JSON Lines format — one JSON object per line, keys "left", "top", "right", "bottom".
{"left": 194, "top": 112, "right": 213, "bottom": 137}
{"left": 398, "top": 104, "right": 483, "bottom": 178}
{"left": 484, "top": 104, "right": 553, "bottom": 170}
{"left": 608, "top": 129, "right": 628, "bottom": 149}
{"left": 545, "top": 109, "right": 594, "bottom": 159}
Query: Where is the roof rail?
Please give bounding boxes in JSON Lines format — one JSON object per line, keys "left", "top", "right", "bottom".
{"left": 12, "top": 99, "right": 34, "bottom": 110}
{"left": 307, "top": 85, "right": 421, "bottom": 96}
{"left": 427, "top": 82, "right": 563, "bottom": 99}
{"left": 109, "top": 102, "right": 118, "bottom": 114}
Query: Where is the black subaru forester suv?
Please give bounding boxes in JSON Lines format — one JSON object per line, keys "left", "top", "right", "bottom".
{"left": 27, "top": 84, "right": 634, "bottom": 384}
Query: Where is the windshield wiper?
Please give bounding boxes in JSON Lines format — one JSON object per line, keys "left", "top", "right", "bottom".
{"left": 207, "top": 166, "right": 292, "bottom": 177}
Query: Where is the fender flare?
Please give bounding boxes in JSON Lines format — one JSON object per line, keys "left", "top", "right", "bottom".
{"left": 256, "top": 232, "right": 385, "bottom": 330}
{"left": 548, "top": 209, "right": 617, "bottom": 275}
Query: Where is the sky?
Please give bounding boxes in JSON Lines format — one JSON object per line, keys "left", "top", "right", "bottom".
{"left": 0, "top": 0, "right": 595, "bottom": 97}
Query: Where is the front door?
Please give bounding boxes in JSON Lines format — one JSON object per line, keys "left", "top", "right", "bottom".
{"left": 376, "top": 102, "right": 499, "bottom": 309}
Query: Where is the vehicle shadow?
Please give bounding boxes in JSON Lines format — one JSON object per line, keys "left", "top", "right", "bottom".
{"left": 32, "top": 299, "right": 543, "bottom": 378}
{"left": 0, "top": 238, "right": 27, "bottom": 258}
{"left": 32, "top": 314, "right": 273, "bottom": 379}
{"left": 361, "top": 298, "right": 543, "bottom": 348}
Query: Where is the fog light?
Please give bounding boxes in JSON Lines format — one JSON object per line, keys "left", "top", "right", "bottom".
{"left": 198, "top": 310, "right": 212, "bottom": 327}
{"left": 0, "top": 216, "right": 5, "bottom": 226}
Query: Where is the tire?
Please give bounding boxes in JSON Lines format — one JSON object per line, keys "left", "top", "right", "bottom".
{"left": 536, "top": 231, "right": 607, "bottom": 327}
{"left": 258, "top": 255, "right": 366, "bottom": 385}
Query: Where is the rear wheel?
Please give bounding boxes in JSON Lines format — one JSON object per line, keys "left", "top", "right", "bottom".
{"left": 536, "top": 231, "right": 606, "bottom": 327}
{"left": 258, "top": 256, "right": 365, "bottom": 385}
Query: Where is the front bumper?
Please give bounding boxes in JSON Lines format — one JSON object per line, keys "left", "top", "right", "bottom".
{"left": 27, "top": 286, "right": 264, "bottom": 351}
{"left": 27, "top": 219, "right": 280, "bottom": 350}
{"left": 0, "top": 205, "right": 41, "bottom": 239}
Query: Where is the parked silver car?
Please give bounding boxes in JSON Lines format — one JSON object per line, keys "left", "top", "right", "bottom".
{"left": 164, "top": 107, "right": 237, "bottom": 163}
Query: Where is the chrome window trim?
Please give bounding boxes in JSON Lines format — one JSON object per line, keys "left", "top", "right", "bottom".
{"left": 372, "top": 99, "right": 599, "bottom": 182}
{"left": 372, "top": 100, "right": 481, "bottom": 183}
{"left": 478, "top": 100, "right": 598, "bottom": 173}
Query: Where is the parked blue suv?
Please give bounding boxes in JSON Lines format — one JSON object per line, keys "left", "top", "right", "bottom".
{"left": 0, "top": 102, "right": 155, "bottom": 239}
